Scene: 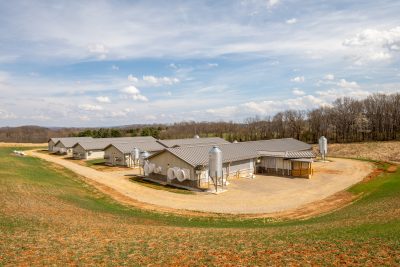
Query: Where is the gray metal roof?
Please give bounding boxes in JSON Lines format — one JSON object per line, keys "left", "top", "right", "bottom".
{"left": 54, "top": 137, "right": 93, "bottom": 148}
{"left": 105, "top": 141, "right": 165, "bottom": 154}
{"left": 258, "top": 150, "right": 315, "bottom": 158}
{"left": 157, "top": 137, "right": 230, "bottom": 148}
{"left": 48, "top": 137, "right": 62, "bottom": 143}
{"left": 73, "top": 137, "right": 157, "bottom": 151}
{"left": 149, "top": 138, "right": 312, "bottom": 167}
{"left": 290, "top": 158, "right": 314, "bottom": 162}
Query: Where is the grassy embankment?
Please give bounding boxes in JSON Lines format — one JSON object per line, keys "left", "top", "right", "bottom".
{"left": 0, "top": 146, "right": 399, "bottom": 265}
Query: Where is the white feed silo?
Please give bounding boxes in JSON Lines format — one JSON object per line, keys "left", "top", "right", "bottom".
{"left": 139, "top": 150, "right": 150, "bottom": 166}
{"left": 318, "top": 136, "right": 328, "bottom": 161}
{"left": 209, "top": 146, "right": 223, "bottom": 191}
{"left": 131, "top": 147, "right": 140, "bottom": 167}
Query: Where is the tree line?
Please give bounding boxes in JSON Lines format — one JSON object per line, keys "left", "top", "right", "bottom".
{"left": 159, "top": 93, "right": 400, "bottom": 144}
{"left": 1, "top": 93, "right": 398, "bottom": 144}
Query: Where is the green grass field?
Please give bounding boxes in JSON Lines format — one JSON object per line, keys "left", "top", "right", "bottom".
{"left": 85, "top": 158, "right": 106, "bottom": 166}
{"left": 0, "top": 146, "right": 399, "bottom": 265}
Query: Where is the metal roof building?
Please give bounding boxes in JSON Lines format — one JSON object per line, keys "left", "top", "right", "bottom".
{"left": 53, "top": 137, "right": 93, "bottom": 155}
{"left": 146, "top": 138, "right": 315, "bottom": 191}
{"left": 48, "top": 137, "right": 63, "bottom": 152}
{"left": 103, "top": 141, "right": 165, "bottom": 167}
{"left": 149, "top": 138, "right": 313, "bottom": 168}
{"left": 156, "top": 137, "right": 229, "bottom": 148}
{"left": 72, "top": 136, "right": 158, "bottom": 160}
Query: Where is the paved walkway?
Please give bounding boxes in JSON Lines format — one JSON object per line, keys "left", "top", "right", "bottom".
{"left": 28, "top": 150, "right": 373, "bottom": 214}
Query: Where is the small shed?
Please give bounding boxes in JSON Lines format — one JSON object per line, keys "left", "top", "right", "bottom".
{"left": 257, "top": 150, "right": 315, "bottom": 178}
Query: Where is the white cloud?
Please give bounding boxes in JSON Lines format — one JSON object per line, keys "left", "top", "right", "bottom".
{"left": 87, "top": 43, "right": 108, "bottom": 59}
{"left": 290, "top": 76, "right": 305, "bottom": 83}
{"left": 28, "top": 114, "right": 51, "bottom": 121}
{"left": 142, "top": 75, "right": 180, "bottom": 86}
{"left": 343, "top": 26, "right": 400, "bottom": 64}
{"left": 286, "top": 18, "right": 297, "bottom": 24}
{"left": 324, "top": 74, "right": 335, "bottom": 80}
{"left": 0, "top": 71, "right": 9, "bottom": 83}
{"left": 267, "top": 0, "right": 281, "bottom": 8}
{"left": 316, "top": 78, "right": 368, "bottom": 101}
{"left": 206, "top": 95, "right": 329, "bottom": 118}
{"left": 79, "top": 115, "right": 90, "bottom": 121}
{"left": 292, "top": 88, "right": 305, "bottom": 96}
{"left": 145, "top": 114, "right": 157, "bottom": 120}
{"left": 96, "top": 96, "right": 110, "bottom": 103}
{"left": 207, "top": 63, "right": 219, "bottom": 67}
{"left": 87, "top": 43, "right": 108, "bottom": 54}
{"left": 127, "top": 74, "right": 179, "bottom": 86}
{"left": 120, "top": 85, "right": 148, "bottom": 101}
{"left": 128, "top": 74, "right": 139, "bottom": 83}
{"left": 121, "top": 85, "right": 140, "bottom": 95}
{"left": 337, "top": 79, "right": 359, "bottom": 89}
{"left": 111, "top": 65, "right": 119, "bottom": 70}
{"left": 79, "top": 104, "right": 103, "bottom": 111}
{"left": 0, "top": 109, "right": 17, "bottom": 119}
{"left": 110, "top": 111, "right": 127, "bottom": 117}
{"left": 316, "top": 87, "right": 369, "bottom": 101}
{"left": 206, "top": 106, "right": 238, "bottom": 117}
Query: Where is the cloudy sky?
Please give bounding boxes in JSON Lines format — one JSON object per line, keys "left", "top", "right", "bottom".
{"left": 0, "top": 0, "right": 399, "bottom": 127}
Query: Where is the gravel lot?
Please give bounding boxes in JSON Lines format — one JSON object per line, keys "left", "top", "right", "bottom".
{"left": 28, "top": 150, "right": 373, "bottom": 214}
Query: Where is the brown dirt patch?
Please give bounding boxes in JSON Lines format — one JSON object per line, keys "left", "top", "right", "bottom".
{"left": 387, "top": 165, "right": 398, "bottom": 173}
{"left": 313, "top": 141, "right": 400, "bottom": 164}
{"left": 314, "top": 169, "right": 342, "bottom": 175}
{"left": 361, "top": 169, "right": 384, "bottom": 183}
{"left": 64, "top": 157, "right": 130, "bottom": 172}
{"left": 0, "top": 142, "right": 47, "bottom": 147}
{"left": 266, "top": 191, "right": 357, "bottom": 220}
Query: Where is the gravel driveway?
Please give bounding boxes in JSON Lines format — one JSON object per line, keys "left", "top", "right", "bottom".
{"left": 28, "top": 150, "right": 373, "bottom": 214}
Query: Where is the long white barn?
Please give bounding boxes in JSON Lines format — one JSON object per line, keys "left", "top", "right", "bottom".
{"left": 146, "top": 138, "right": 315, "bottom": 190}
{"left": 72, "top": 136, "right": 156, "bottom": 160}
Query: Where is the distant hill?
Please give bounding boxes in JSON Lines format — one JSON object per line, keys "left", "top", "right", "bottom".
{"left": 0, "top": 126, "right": 81, "bottom": 143}
{"left": 0, "top": 124, "right": 163, "bottom": 143}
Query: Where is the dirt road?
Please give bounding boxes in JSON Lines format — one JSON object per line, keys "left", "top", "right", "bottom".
{"left": 27, "top": 150, "right": 373, "bottom": 215}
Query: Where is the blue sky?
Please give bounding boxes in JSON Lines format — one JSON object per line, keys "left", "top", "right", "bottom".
{"left": 0, "top": 0, "right": 399, "bottom": 127}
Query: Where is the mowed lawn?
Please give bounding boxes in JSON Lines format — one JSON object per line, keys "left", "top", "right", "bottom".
{"left": 0, "top": 147, "right": 399, "bottom": 265}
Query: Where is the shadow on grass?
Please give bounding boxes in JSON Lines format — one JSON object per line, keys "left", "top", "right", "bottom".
{"left": 128, "top": 176, "right": 194, "bottom": 195}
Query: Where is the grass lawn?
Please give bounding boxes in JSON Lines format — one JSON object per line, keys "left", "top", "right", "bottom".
{"left": 0, "top": 146, "right": 399, "bottom": 265}
{"left": 85, "top": 158, "right": 106, "bottom": 167}
{"left": 85, "top": 159, "right": 106, "bottom": 168}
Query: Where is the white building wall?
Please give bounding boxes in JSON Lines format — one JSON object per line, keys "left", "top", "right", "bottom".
{"left": 104, "top": 146, "right": 126, "bottom": 166}
{"left": 86, "top": 151, "right": 105, "bottom": 160}
{"left": 55, "top": 143, "right": 71, "bottom": 155}
{"left": 48, "top": 141, "right": 56, "bottom": 152}
{"left": 73, "top": 144, "right": 86, "bottom": 159}
{"left": 147, "top": 151, "right": 195, "bottom": 179}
